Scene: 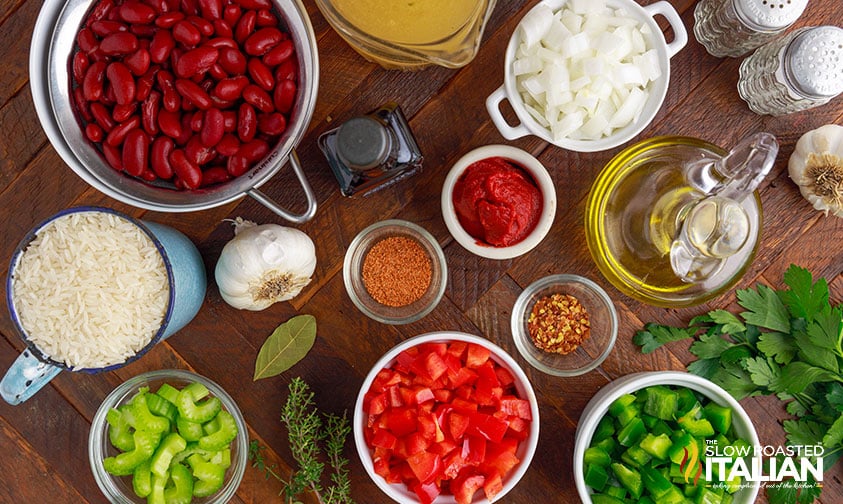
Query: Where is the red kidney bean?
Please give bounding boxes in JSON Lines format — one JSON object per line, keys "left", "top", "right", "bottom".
{"left": 155, "top": 11, "right": 185, "bottom": 28}
{"left": 106, "top": 115, "right": 141, "bottom": 146}
{"left": 176, "top": 113, "right": 194, "bottom": 144}
{"left": 262, "top": 39, "right": 293, "bottom": 67}
{"left": 90, "top": 101, "right": 116, "bottom": 131}
{"left": 136, "top": 67, "right": 157, "bottom": 101}
{"left": 223, "top": 3, "right": 241, "bottom": 26}
{"left": 151, "top": 136, "right": 175, "bottom": 179}
{"left": 90, "top": 20, "right": 128, "bottom": 37}
{"left": 169, "top": 149, "right": 202, "bottom": 189}
{"left": 237, "top": 0, "right": 271, "bottom": 10}
{"left": 237, "top": 102, "right": 256, "bottom": 142}
{"left": 205, "top": 36, "right": 238, "bottom": 49}
{"left": 238, "top": 138, "right": 269, "bottom": 162}
{"left": 172, "top": 19, "right": 201, "bottom": 46}
{"left": 124, "top": 47, "right": 151, "bottom": 75}
{"left": 113, "top": 102, "right": 137, "bottom": 122}
{"left": 189, "top": 109, "right": 204, "bottom": 132}
{"left": 73, "top": 52, "right": 90, "bottom": 83}
{"left": 157, "top": 70, "right": 181, "bottom": 111}
{"left": 234, "top": 10, "right": 256, "bottom": 44}
{"left": 119, "top": 1, "right": 156, "bottom": 24}
{"left": 100, "top": 32, "right": 139, "bottom": 56}
{"left": 141, "top": 90, "right": 161, "bottom": 135}
{"left": 201, "top": 166, "right": 231, "bottom": 186}
{"left": 244, "top": 27, "right": 281, "bottom": 56}
{"left": 175, "top": 46, "right": 219, "bottom": 78}
{"left": 86, "top": 123, "right": 105, "bottom": 143}
{"left": 273, "top": 78, "right": 296, "bottom": 114}
{"left": 275, "top": 59, "right": 297, "bottom": 82}
{"left": 255, "top": 9, "right": 277, "bottom": 27}
{"left": 130, "top": 23, "right": 157, "bottom": 37}
{"left": 158, "top": 109, "right": 183, "bottom": 139}
{"left": 209, "top": 63, "right": 228, "bottom": 80}
{"left": 242, "top": 84, "right": 273, "bottom": 113}
{"left": 180, "top": 0, "right": 200, "bottom": 16}
{"left": 218, "top": 47, "right": 247, "bottom": 75}
{"left": 107, "top": 62, "right": 136, "bottom": 105}
{"left": 198, "top": 0, "right": 222, "bottom": 19}
{"left": 149, "top": 29, "right": 176, "bottom": 63}
{"left": 87, "top": 0, "right": 115, "bottom": 25}
{"left": 213, "top": 19, "right": 233, "bottom": 39}
{"left": 257, "top": 112, "right": 286, "bottom": 136}
{"left": 83, "top": 61, "right": 108, "bottom": 102}
{"left": 76, "top": 28, "right": 99, "bottom": 54}
{"left": 212, "top": 75, "right": 248, "bottom": 101}
{"left": 102, "top": 142, "right": 124, "bottom": 170}
{"left": 74, "top": 88, "right": 93, "bottom": 122}
{"left": 221, "top": 110, "right": 237, "bottom": 131}
{"left": 215, "top": 133, "right": 240, "bottom": 155}
{"left": 175, "top": 78, "right": 212, "bottom": 109}
{"left": 187, "top": 15, "right": 215, "bottom": 37}
{"left": 200, "top": 107, "right": 225, "bottom": 147}
{"left": 122, "top": 128, "right": 149, "bottom": 176}
{"left": 247, "top": 58, "right": 273, "bottom": 91}
{"left": 185, "top": 135, "right": 215, "bottom": 165}
{"left": 226, "top": 154, "right": 249, "bottom": 177}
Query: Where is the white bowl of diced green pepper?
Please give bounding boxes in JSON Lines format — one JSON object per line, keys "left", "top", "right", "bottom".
{"left": 88, "top": 369, "right": 249, "bottom": 503}
{"left": 574, "top": 371, "right": 760, "bottom": 504}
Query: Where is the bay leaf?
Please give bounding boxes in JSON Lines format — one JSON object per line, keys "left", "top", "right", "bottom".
{"left": 254, "top": 314, "right": 317, "bottom": 380}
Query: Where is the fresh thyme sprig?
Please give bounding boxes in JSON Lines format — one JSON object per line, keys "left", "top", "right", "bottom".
{"left": 248, "top": 377, "right": 354, "bottom": 504}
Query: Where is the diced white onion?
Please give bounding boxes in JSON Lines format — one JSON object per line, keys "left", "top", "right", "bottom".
{"left": 513, "top": 3, "right": 661, "bottom": 142}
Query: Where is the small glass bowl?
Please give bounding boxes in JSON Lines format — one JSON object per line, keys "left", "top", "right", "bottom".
{"left": 511, "top": 274, "right": 618, "bottom": 377}
{"left": 343, "top": 219, "right": 447, "bottom": 325}
{"left": 88, "top": 369, "right": 249, "bottom": 503}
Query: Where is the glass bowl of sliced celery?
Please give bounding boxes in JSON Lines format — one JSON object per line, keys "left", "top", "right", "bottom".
{"left": 88, "top": 369, "right": 248, "bottom": 503}
{"left": 574, "top": 371, "right": 760, "bottom": 504}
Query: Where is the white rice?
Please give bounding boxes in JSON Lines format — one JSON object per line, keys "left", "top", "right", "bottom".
{"left": 11, "top": 211, "right": 170, "bottom": 369}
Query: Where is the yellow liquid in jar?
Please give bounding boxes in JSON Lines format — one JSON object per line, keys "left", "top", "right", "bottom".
{"left": 332, "top": 0, "right": 484, "bottom": 45}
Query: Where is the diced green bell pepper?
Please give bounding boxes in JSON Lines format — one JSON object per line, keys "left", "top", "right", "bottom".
{"left": 198, "top": 410, "right": 238, "bottom": 451}
{"left": 593, "top": 415, "right": 616, "bottom": 442}
{"left": 585, "top": 446, "right": 613, "bottom": 467}
{"left": 164, "top": 462, "right": 194, "bottom": 504}
{"left": 590, "top": 495, "right": 626, "bottom": 504}
{"left": 594, "top": 436, "right": 617, "bottom": 453}
{"left": 696, "top": 486, "right": 724, "bottom": 504}
{"left": 584, "top": 463, "right": 610, "bottom": 491}
{"left": 639, "top": 433, "right": 673, "bottom": 460}
{"left": 187, "top": 454, "right": 226, "bottom": 497}
{"left": 611, "top": 462, "right": 643, "bottom": 499}
{"left": 622, "top": 445, "right": 652, "bottom": 468}
{"left": 132, "top": 460, "right": 152, "bottom": 498}
{"left": 643, "top": 386, "right": 679, "bottom": 421}
{"left": 151, "top": 433, "right": 187, "bottom": 478}
{"left": 703, "top": 402, "right": 732, "bottom": 435}
{"left": 617, "top": 417, "right": 646, "bottom": 447}
{"left": 640, "top": 465, "right": 673, "bottom": 499}
{"left": 604, "top": 485, "right": 627, "bottom": 499}
{"left": 677, "top": 405, "right": 715, "bottom": 438}
{"left": 675, "top": 388, "right": 699, "bottom": 417}
{"left": 177, "top": 383, "right": 221, "bottom": 424}
{"left": 106, "top": 407, "right": 135, "bottom": 452}
{"left": 103, "top": 430, "right": 162, "bottom": 476}
{"left": 668, "top": 431, "right": 696, "bottom": 465}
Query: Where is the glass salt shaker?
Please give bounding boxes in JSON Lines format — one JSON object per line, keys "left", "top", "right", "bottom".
{"left": 737, "top": 26, "right": 843, "bottom": 116}
{"left": 693, "top": 0, "right": 808, "bottom": 58}
{"left": 318, "top": 102, "right": 423, "bottom": 197}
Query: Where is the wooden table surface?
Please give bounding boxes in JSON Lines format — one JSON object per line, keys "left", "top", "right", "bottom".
{"left": 1, "top": 0, "right": 842, "bottom": 502}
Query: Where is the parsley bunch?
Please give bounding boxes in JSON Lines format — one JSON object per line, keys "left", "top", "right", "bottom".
{"left": 635, "top": 265, "right": 843, "bottom": 503}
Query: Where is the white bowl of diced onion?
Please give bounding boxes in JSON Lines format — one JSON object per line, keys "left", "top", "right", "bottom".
{"left": 486, "top": 0, "right": 687, "bottom": 152}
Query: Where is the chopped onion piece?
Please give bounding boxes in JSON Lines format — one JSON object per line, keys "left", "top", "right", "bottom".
{"left": 513, "top": 3, "right": 661, "bottom": 142}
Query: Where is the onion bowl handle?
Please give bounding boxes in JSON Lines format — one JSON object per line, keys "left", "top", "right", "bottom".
{"left": 486, "top": 85, "right": 531, "bottom": 140}
{"left": 644, "top": 1, "right": 688, "bottom": 59}
{"left": 247, "top": 149, "right": 317, "bottom": 224}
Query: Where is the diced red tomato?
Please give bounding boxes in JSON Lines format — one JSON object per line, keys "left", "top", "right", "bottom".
{"left": 364, "top": 340, "right": 531, "bottom": 503}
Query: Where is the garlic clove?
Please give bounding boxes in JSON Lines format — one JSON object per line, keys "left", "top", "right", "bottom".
{"left": 788, "top": 124, "right": 843, "bottom": 217}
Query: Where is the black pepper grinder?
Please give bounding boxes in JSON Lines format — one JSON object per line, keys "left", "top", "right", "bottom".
{"left": 318, "top": 102, "right": 423, "bottom": 197}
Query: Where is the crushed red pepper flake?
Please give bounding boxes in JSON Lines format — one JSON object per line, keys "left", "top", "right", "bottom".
{"left": 527, "top": 293, "right": 590, "bottom": 354}
{"left": 362, "top": 236, "right": 431, "bottom": 307}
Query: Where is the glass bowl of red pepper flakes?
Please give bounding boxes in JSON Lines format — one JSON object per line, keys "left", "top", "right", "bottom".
{"left": 343, "top": 219, "right": 448, "bottom": 325}
{"left": 354, "top": 332, "right": 540, "bottom": 504}
{"left": 510, "top": 274, "right": 618, "bottom": 377}
{"left": 88, "top": 369, "right": 249, "bottom": 503}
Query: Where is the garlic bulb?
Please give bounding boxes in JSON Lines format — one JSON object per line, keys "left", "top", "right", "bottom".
{"left": 215, "top": 218, "right": 316, "bottom": 310}
{"left": 788, "top": 124, "right": 843, "bottom": 217}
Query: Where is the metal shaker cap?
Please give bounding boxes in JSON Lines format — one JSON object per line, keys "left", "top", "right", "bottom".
{"left": 336, "top": 116, "right": 392, "bottom": 171}
{"left": 785, "top": 26, "right": 843, "bottom": 98}
{"left": 734, "top": 0, "right": 808, "bottom": 31}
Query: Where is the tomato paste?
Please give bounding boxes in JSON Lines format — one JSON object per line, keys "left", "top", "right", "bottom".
{"left": 452, "top": 157, "right": 543, "bottom": 247}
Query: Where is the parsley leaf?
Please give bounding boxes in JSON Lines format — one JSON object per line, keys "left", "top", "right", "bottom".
{"left": 712, "top": 361, "right": 759, "bottom": 400}
{"left": 781, "top": 264, "right": 829, "bottom": 320}
{"left": 795, "top": 329, "right": 839, "bottom": 374}
{"left": 780, "top": 362, "right": 842, "bottom": 394}
{"left": 686, "top": 358, "right": 720, "bottom": 380}
{"left": 689, "top": 333, "right": 734, "bottom": 359}
{"left": 783, "top": 419, "right": 826, "bottom": 448}
{"left": 738, "top": 283, "right": 791, "bottom": 333}
{"left": 808, "top": 308, "right": 843, "bottom": 355}
{"left": 826, "top": 383, "right": 843, "bottom": 412}
{"left": 706, "top": 309, "right": 746, "bottom": 334}
{"left": 745, "top": 356, "right": 784, "bottom": 393}
{"left": 757, "top": 331, "right": 797, "bottom": 365}
{"left": 823, "top": 415, "right": 843, "bottom": 449}
{"left": 633, "top": 323, "right": 694, "bottom": 353}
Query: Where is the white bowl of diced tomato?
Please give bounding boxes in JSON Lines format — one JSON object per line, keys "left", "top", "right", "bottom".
{"left": 354, "top": 332, "right": 540, "bottom": 504}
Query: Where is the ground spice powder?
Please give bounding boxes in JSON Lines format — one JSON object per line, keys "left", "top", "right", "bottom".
{"left": 527, "top": 293, "right": 590, "bottom": 354}
{"left": 362, "top": 236, "right": 431, "bottom": 307}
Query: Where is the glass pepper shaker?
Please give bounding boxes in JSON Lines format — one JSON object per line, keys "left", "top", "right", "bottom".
{"left": 693, "top": 0, "right": 808, "bottom": 58}
{"left": 737, "top": 26, "right": 843, "bottom": 116}
{"left": 318, "top": 102, "right": 423, "bottom": 197}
